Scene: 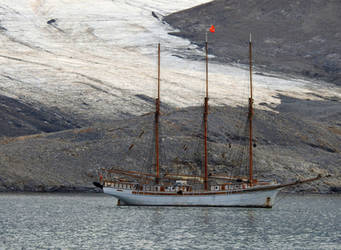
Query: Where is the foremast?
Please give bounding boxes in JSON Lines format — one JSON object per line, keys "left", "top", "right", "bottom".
{"left": 155, "top": 43, "right": 161, "bottom": 184}
{"left": 204, "top": 37, "right": 209, "bottom": 190}
{"left": 248, "top": 33, "right": 254, "bottom": 186}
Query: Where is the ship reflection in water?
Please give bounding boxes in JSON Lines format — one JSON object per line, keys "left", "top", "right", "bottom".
{"left": 0, "top": 193, "right": 340, "bottom": 249}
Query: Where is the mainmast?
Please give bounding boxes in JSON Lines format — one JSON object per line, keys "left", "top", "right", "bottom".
{"left": 248, "top": 33, "right": 254, "bottom": 186}
{"left": 155, "top": 43, "right": 161, "bottom": 184}
{"left": 204, "top": 37, "right": 209, "bottom": 190}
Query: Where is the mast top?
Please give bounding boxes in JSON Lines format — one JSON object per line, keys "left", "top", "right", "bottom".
{"left": 157, "top": 43, "right": 160, "bottom": 100}
{"left": 249, "top": 33, "right": 252, "bottom": 43}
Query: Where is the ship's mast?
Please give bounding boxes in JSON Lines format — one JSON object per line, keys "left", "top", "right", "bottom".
{"left": 155, "top": 43, "right": 160, "bottom": 184}
{"left": 248, "top": 33, "right": 254, "bottom": 186}
{"left": 204, "top": 36, "right": 209, "bottom": 190}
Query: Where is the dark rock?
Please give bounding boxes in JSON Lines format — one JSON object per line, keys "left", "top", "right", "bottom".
{"left": 151, "top": 11, "right": 160, "bottom": 20}
{"left": 47, "top": 19, "right": 57, "bottom": 25}
{"left": 164, "top": 0, "right": 341, "bottom": 85}
{"left": 330, "top": 186, "right": 341, "bottom": 193}
{"left": 0, "top": 94, "right": 82, "bottom": 137}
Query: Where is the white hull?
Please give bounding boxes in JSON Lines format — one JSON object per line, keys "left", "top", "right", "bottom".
{"left": 103, "top": 186, "right": 281, "bottom": 207}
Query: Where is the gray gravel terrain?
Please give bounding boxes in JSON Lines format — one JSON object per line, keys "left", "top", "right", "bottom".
{"left": 164, "top": 0, "right": 341, "bottom": 85}
{"left": 0, "top": 94, "right": 340, "bottom": 193}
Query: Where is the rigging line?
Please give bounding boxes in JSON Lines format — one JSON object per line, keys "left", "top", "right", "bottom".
{"left": 185, "top": 110, "right": 203, "bottom": 176}
{"left": 233, "top": 118, "right": 249, "bottom": 177}
{"left": 273, "top": 191, "right": 291, "bottom": 208}
{"left": 125, "top": 117, "right": 153, "bottom": 155}
{"left": 159, "top": 116, "right": 169, "bottom": 179}
{"left": 189, "top": 104, "right": 205, "bottom": 177}
{"left": 235, "top": 63, "right": 252, "bottom": 177}
{"left": 183, "top": 111, "right": 201, "bottom": 177}
{"left": 132, "top": 116, "right": 153, "bottom": 175}
{"left": 207, "top": 108, "right": 243, "bottom": 176}
{"left": 229, "top": 115, "right": 248, "bottom": 175}
{"left": 225, "top": 83, "right": 248, "bottom": 162}
{"left": 226, "top": 124, "right": 242, "bottom": 169}
{"left": 191, "top": 112, "right": 205, "bottom": 177}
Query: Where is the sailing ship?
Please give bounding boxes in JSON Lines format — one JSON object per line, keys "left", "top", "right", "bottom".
{"left": 93, "top": 35, "right": 322, "bottom": 207}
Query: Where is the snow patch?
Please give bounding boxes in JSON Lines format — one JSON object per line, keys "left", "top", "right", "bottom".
{"left": 0, "top": 0, "right": 339, "bottom": 122}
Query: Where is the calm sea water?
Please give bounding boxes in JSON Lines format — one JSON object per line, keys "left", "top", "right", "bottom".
{"left": 0, "top": 193, "right": 340, "bottom": 249}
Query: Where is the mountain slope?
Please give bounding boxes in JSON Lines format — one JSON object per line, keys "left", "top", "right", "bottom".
{"left": 164, "top": 0, "right": 341, "bottom": 85}
{"left": 0, "top": 97, "right": 340, "bottom": 193}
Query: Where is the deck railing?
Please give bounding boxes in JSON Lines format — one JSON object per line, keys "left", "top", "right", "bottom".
{"left": 102, "top": 180, "right": 273, "bottom": 192}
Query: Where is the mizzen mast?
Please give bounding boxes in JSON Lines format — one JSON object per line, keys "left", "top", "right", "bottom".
{"left": 248, "top": 33, "right": 254, "bottom": 186}
{"left": 155, "top": 43, "right": 161, "bottom": 184}
{"left": 204, "top": 36, "right": 209, "bottom": 190}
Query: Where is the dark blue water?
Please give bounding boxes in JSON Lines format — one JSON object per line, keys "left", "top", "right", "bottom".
{"left": 0, "top": 193, "right": 340, "bottom": 249}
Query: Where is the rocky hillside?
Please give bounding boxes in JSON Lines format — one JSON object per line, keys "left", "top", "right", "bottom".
{"left": 0, "top": 94, "right": 340, "bottom": 193}
{"left": 164, "top": 0, "right": 341, "bottom": 85}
